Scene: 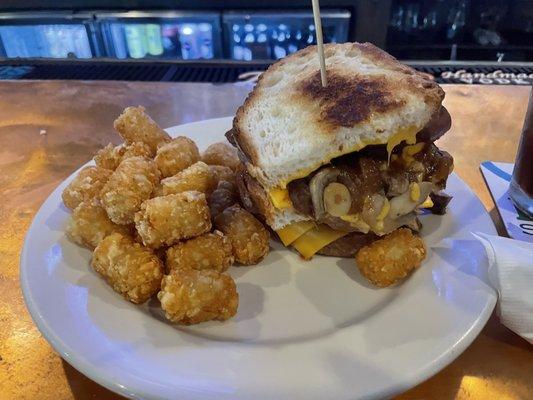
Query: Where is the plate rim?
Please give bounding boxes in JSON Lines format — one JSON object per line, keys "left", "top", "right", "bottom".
{"left": 20, "top": 116, "right": 497, "bottom": 400}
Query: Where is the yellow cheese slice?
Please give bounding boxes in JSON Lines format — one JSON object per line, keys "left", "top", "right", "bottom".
{"left": 269, "top": 187, "right": 292, "bottom": 209}
{"left": 291, "top": 224, "right": 349, "bottom": 260}
{"left": 276, "top": 220, "right": 316, "bottom": 246}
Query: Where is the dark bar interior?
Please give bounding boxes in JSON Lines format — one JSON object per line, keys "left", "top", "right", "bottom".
{"left": 0, "top": 0, "right": 530, "bottom": 84}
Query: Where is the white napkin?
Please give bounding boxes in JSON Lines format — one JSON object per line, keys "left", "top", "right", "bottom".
{"left": 473, "top": 232, "right": 533, "bottom": 344}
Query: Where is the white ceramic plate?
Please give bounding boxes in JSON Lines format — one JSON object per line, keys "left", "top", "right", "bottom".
{"left": 21, "top": 117, "right": 497, "bottom": 400}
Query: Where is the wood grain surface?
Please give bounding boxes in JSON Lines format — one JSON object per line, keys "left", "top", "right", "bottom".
{"left": 0, "top": 81, "right": 531, "bottom": 400}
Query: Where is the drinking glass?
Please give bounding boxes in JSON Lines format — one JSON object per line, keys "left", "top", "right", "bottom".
{"left": 509, "top": 89, "right": 533, "bottom": 217}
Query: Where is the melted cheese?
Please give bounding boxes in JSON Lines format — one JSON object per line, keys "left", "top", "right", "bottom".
{"left": 269, "top": 126, "right": 420, "bottom": 195}
{"left": 401, "top": 142, "right": 425, "bottom": 164}
{"left": 409, "top": 182, "right": 420, "bottom": 202}
{"left": 404, "top": 142, "right": 425, "bottom": 155}
{"left": 386, "top": 126, "right": 418, "bottom": 162}
{"left": 275, "top": 142, "right": 377, "bottom": 189}
{"left": 276, "top": 220, "right": 315, "bottom": 246}
{"left": 291, "top": 225, "right": 349, "bottom": 260}
{"left": 377, "top": 198, "right": 390, "bottom": 221}
{"left": 340, "top": 214, "right": 370, "bottom": 233}
{"left": 419, "top": 196, "right": 434, "bottom": 209}
{"left": 269, "top": 187, "right": 292, "bottom": 209}
{"left": 268, "top": 126, "right": 420, "bottom": 210}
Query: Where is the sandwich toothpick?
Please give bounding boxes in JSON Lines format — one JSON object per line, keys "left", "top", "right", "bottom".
{"left": 311, "top": 0, "right": 328, "bottom": 87}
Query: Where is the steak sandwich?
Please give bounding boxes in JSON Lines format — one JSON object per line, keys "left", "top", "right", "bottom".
{"left": 227, "top": 43, "right": 453, "bottom": 259}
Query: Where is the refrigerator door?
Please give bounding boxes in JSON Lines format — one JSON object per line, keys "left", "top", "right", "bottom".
{"left": 97, "top": 11, "right": 222, "bottom": 60}
{"left": 222, "top": 10, "right": 351, "bottom": 61}
{"left": 0, "top": 13, "right": 94, "bottom": 59}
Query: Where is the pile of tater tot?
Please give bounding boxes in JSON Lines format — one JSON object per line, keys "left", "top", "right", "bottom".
{"left": 63, "top": 106, "right": 270, "bottom": 325}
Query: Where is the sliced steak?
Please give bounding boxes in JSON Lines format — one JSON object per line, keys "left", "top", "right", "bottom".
{"left": 288, "top": 178, "right": 314, "bottom": 216}
{"left": 416, "top": 106, "right": 451, "bottom": 143}
{"left": 429, "top": 191, "right": 453, "bottom": 215}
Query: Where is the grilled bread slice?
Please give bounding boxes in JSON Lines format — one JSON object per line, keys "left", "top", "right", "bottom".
{"left": 230, "top": 42, "right": 444, "bottom": 191}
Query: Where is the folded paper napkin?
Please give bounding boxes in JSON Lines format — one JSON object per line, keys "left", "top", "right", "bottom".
{"left": 473, "top": 232, "right": 533, "bottom": 344}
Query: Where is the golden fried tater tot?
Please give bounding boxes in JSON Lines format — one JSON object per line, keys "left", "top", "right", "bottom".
{"left": 93, "top": 143, "right": 119, "bottom": 170}
{"left": 355, "top": 228, "right": 426, "bottom": 287}
{"left": 113, "top": 106, "right": 170, "bottom": 154}
{"left": 66, "top": 200, "right": 131, "bottom": 249}
{"left": 155, "top": 136, "right": 200, "bottom": 178}
{"left": 160, "top": 161, "right": 216, "bottom": 196}
{"left": 158, "top": 268, "right": 238, "bottom": 324}
{"left": 166, "top": 231, "right": 233, "bottom": 273}
{"left": 134, "top": 191, "right": 211, "bottom": 248}
{"left": 152, "top": 183, "right": 165, "bottom": 198}
{"left": 210, "top": 165, "right": 236, "bottom": 187}
{"left": 100, "top": 156, "right": 160, "bottom": 225}
{"left": 94, "top": 142, "right": 152, "bottom": 171}
{"left": 92, "top": 233, "right": 164, "bottom": 304}
{"left": 62, "top": 166, "right": 112, "bottom": 210}
{"left": 132, "top": 231, "right": 167, "bottom": 267}
{"left": 201, "top": 142, "right": 240, "bottom": 171}
{"left": 121, "top": 142, "right": 152, "bottom": 160}
{"left": 208, "top": 185, "right": 239, "bottom": 218}
{"left": 154, "top": 247, "right": 168, "bottom": 264}
{"left": 214, "top": 205, "right": 270, "bottom": 265}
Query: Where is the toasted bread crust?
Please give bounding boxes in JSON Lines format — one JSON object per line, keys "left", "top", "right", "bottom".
{"left": 236, "top": 167, "right": 276, "bottom": 224}
{"left": 231, "top": 42, "right": 444, "bottom": 175}
{"left": 298, "top": 70, "right": 406, "bottom": 129}
{"left": 236, "top": 168, "right": 311, "bottom": 230}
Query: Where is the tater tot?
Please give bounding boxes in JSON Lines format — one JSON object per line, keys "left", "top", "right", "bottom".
{"left": 93, "top": 143, "right": 119, "bottom": 170}
{"left": 113, "top": 106, "right": 170, "bottom": 154}
{"left": 94, "top": 142, "right": 152, "bottom": 171}
{"left": 355, "top": 228, "right": 426, "bottom": 287}
{"left": 158, "top": 268, "right": 238, "bottom": 324}
{"left": 92, "top": 233, "right": 164, "bottom": 304}
{"left": 201, "top": 142, "right": 240, "bottom": 171}
{"left": 152, "top": 183, "right": 165, "bottom": 198}
{"left": 100, "top": 156, "right": 160, "bottom": 225}
{"left": 208, "top": 184, "right": 239, "bottom": 218}
{"left": 210, "top": 165, "right": 236, "bottom": 187}
{"left": 62, "top": 166, "right": 112, "bottom": 210}
{"left": 166, "top": 231, "right": 233, "bottom": 273}
{"left": 160, "top": 161, "right": 216, "bottom": 196}
{"left": 155, "top": 136, "right": 200, "bottom": 178}
{"left": 121, "top": 142, "right": 152, "bottom": 160}
{"left": 134, "top": 191, "right": 211, "bottom": 248}
{"left": 66, "top": 200, "right": 131, "bottom": 249}
{"left": 214, "top": 205, "right": 270, "bottom": 265}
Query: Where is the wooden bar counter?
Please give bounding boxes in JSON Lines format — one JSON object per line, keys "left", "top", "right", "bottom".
{"left": 0, "top": 81, "right": 531, "bottom": 399}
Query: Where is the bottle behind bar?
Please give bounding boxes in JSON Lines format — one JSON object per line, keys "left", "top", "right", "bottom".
{"left": 125, "top": 24, "right": 147, "bottom": 59}
{"left": 145, "top": 24, "right": 163, "bottom": 56}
